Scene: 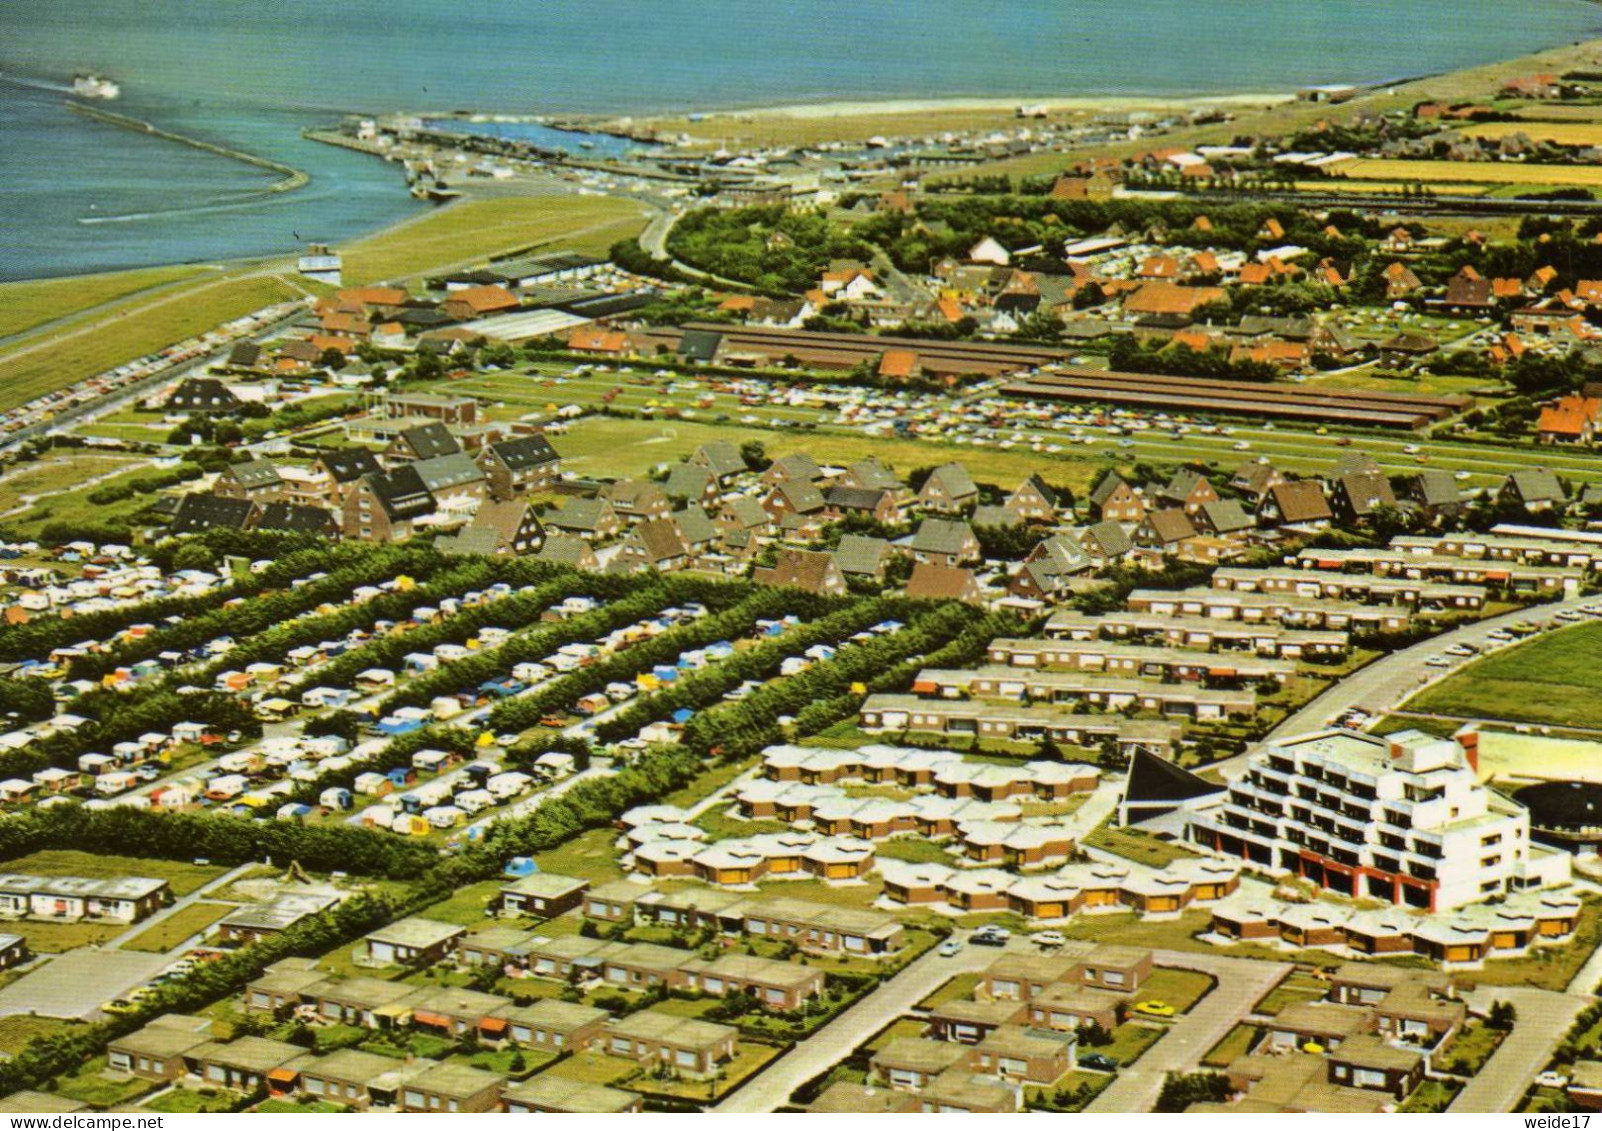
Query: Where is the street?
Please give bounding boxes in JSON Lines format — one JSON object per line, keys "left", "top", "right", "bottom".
{"left": 1448, "top": 986, "right": 1589, "bottom": 1113}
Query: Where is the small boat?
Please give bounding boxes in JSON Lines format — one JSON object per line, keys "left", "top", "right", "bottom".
{"left": 72, "top": 73, "right": 120, "bottom": 99}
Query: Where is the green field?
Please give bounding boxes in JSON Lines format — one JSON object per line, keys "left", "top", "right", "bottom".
{"left": 120, "top": 903, "right": 232, "bottom": 953}
{"left": 1408, "top": 624, "right": 1602, "bottom": 731}
{"left": 0, "top": 265, "right": 206, "bottom": 341}
{"left": 340, "top": 195, "right": 649, "bottom": 285}
{"left": 0, "top": 273, "right": 300, "bottom": 414}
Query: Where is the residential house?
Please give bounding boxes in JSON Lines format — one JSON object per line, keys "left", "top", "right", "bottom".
{"left": 918, "top": 463, "right": 979, "bottom": 514}
{"left": 908, "top": 519, "right": 980, "bottom": 567}
{"left": 1500, "top": 468, "right": 1567, "bottom": 513}
{"left": 1089, "top": 473, "right": 1144, "bottom": 522}
{"left": 214, "top": 458, "right": 282, "bottom": 503}
{"left": 906, "top": 562, "right": 984, "bottom": 604}
{"left": 386, "top": 422, "right": 461, "bottom": 463}
{"left": 1260, "top": 480, "right": 1332, "bottom": 531}
{"left": 546, "top": 497, "right": 621, "bottom": 541}
{"left": 602, "top": 1011, "right": 738, "bottom": 1078}
{"left": 753, "top": 548, "right": 847, "bottom": 596}
{"left": 500, "top": 874, "right": 589, "bottom": 918}
{"left": 477, "top": 435, "right": 562, "bottom": 499}
{"left": 1006, "top": 474, "right": 1063, "bottom": 521}
{"left": 361, "top": 917, "right": 465, "bottom": 966}
{"left": 1156, "top": 469, "right": 1218, "bottom": 515}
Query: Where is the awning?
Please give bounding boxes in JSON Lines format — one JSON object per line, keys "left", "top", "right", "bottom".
{"left": 479, "top": 1017, "right": 508, "bottom": 1034}
{"left": 412, "top": 1011, "right": 452, "bottom": 1028}
{"left": 267, "top": 1068, "right": 300, "bottom": 1085}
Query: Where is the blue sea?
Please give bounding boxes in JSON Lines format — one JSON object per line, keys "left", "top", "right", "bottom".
{"left": 4, "top": 0, "right": 1601, "bottom": 281}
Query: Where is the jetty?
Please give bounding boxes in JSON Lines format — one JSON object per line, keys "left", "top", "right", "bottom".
{"left": 67, "top": 100, "right": 309, "bottom": 193}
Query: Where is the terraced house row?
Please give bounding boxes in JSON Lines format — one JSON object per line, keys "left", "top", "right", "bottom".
{"left": 878, "top": 856, "right": 1241, "bottom": 918}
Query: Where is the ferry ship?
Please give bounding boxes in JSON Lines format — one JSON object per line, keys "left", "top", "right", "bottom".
{"left": 71, "top": 74, "right": 120, "bottom": 100}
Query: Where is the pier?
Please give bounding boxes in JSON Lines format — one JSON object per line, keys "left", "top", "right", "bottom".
{"left": 67, "top": 100, "right": 309, "bottom": 193}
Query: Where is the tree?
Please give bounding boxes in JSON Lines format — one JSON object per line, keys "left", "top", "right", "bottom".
{"left": 740, "top": 440, "right": 767, "bottom": 471}
{"left": 172, "top": 543, "right": 217, "bottom": 573}
{"left": 1156, "top": 1071, "right": 1232, "bottom": 1112}
{"left": 1487, "top": 1000, "right": 1517, "bottom": 1031}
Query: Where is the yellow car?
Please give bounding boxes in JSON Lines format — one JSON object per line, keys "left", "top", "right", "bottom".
{"left": 1133, "top": 1000, "right": 1175, "bottom": 1018}
{"left": 101, "top": 998, "right": 137, "bottom": 1015}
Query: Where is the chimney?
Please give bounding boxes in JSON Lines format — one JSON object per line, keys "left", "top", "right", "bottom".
{"left": 1455, "top": 725, "right": 1479, "bottom": 775}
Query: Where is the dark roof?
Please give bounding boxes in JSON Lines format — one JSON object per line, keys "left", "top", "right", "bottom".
{"left": 677, "top": 329, "right": 723, "bottom": 363}
{"left": 441, "top": 268, "right": 512, "bottom": 287}
{"left": 227, "top": 342, "right": 262, "bottom": 368}
{"left": 171, "top": 494, "right": 256, "bottom": 533}
{"left": 1336, "top": 470, "right": 1397, "bottom": 516}
{"left": 1412, "top": 470, "right": 1463, "bottom": 508}
{"left": 1505, "top": 467, "right": 1565, "bottom": 503}
{"left": 398, "top": 422, "right": 461, "bottom": 460}
{"left": 487, "top": 434, "right": 560, "bottom": 471}
{"left": 1269, "top": 480, "right": 1332, "bottom": 524}
{"left": 167, "top": 377, "right": 241, "bottom": 414}
{"left": 391, "top": 307, "right": 453, "bottom": 328}
{"left": 673, "top": 505, "right": 717, "bottom": 546}
{"left": 922, "top": 462, "right": 978, "bottom": 499}
{"left": 255, "top": 502, "right": 338, "bottom": 537}
{"left": 366, "top": 465, "right": 436, "bottom": 521}
{"left": 536, "top": 534, "right": 595, "bottom": 566}
{"left": 1142, "top": 508, "right": 1196, "bottom": 544}
{"left": 317, "top": 448, "right": 383, "bottom": 483}
{"left": 548, "top": 497, "right": 614, "bottom": 533}
{"left": 1123, "top": 748, "right": 1223, "bottom": 805}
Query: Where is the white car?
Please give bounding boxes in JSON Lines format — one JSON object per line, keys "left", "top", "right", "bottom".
{"left": 1033, "top": 931, "right": 1067, "bottom": 948}
{"left": 1535, "top": 1071, "right": 1570, "bottom": 1090}
{"left": 1424, "top": 655, "right": 1451, "bottom": 668}
{"left": 937, "top": 939, "right": 963, "bottom": 958}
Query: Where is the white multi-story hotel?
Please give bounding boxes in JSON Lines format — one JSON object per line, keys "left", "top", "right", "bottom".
{"left": 1187, "top": 728, "right": 1568, "bottom": 912}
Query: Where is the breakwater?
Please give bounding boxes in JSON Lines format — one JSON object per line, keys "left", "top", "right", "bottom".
{"left": 67, "top": 100, "right": 309, "bottom": 193}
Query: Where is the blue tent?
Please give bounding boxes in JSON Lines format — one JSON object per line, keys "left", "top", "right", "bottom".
{"left": 504, "top": 856, "right": 539, "bottom": 877}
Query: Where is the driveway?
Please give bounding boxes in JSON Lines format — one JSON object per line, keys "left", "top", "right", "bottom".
{"left": 1448, "top": 986, "right": 1589, "bottom": 1113}
{"left": 1086, "top": 949, "right": 1291, "bottom": 1113}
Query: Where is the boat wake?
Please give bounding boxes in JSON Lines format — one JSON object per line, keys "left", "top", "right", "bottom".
{"left": 0, "top": 72, "right": 73, "bottom": 94}
{"left": 78, "top": 192, "right": 289, "bottom": 225}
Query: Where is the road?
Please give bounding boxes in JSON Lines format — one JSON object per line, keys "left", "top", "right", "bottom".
{"left": 1448, "top": 986, "right": 1589, "bottom": 1113}
{"left": 1261, "top": 589, "right": 1600, "bottom": 749}
{"left": 712, "top": 930, "right": 1002, "bottom": 1113}
{"left": 1085, "top": 949, "right": 1291, "bottom": 1114}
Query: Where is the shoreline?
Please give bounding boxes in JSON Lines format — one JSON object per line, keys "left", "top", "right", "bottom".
{"left": 14, "top": 31, "right": 1602, "bottom": 288}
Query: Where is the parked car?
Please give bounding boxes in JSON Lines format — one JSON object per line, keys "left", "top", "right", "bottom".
{"left": 937, "top": 939, "right": 963, "bottom": 958}
{"left": 1033, "top": 931, "right": 1067, "bottom": 948}
{"left": 1133, "top": 1001, "right": 1175, "bottom": 1017}
{"left": 1079, "top": 1053, "right": 1119, "bottom": 1072}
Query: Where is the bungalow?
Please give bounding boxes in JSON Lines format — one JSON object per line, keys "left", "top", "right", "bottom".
{"left": 108, "top": 1015, "right": 217, "bottom": 1081}
{"left": 188, "top": 1036, "right": 303, "bottom": 1092}
{"left": 492, "top": 1000, "right": 608, "bottom": 1054}
{"left": 281, "top": 1047, "right": 424, "bottom": 1110}
{"left": 678, "top": 953, "right": 824, "bottom": 1010}
{"left": 399, "top": 1062, "right": 506, "bottom": 1113}
{"left": 602, "top": 1010, "right": 738, "bottom": 1078}
{"left": 361, "top": 917, "right": 465, "bottom": 966}
{"left": 499, "top": 873, "right": 589, "bottom": 918}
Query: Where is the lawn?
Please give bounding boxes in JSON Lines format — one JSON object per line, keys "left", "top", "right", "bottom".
{"left": 142, "top": 1087, "right": 240, "bottom": 1113}
{"left": 1409, "top": 623, "right": 1602, "bottom": 731}
{"left": 254, "top": 1098, "right": 348, "bottom": 1113}
{"left": 0, "top": 264, "right": 206, "bottom": 341}
{"left": 11, "top": 919, "right": 124, "bottom": 953}
{"left": 0, "top": 452, "right": 148, "bottom": 513}
{"left": 1135, "top": 967, "right": 1215, "bottom": 1014}
{"left": 630, "top": 1040, "right": 784, "bottom": 1103}
{"left": 1104, "top": 1021, "right": 1165, "bottom": 1066}
{"left": 339, "top": 196, "right": 648, "bottom": 285}
{"left": 0, "top": 1015, "right": 80, "bottom": 1055}
{"left": 1201, "top": 1023, "right": 1263, "bottom": 1068}
{"left": 538, "top": 1051, "right": 643, "bottom": 1087}
{"left": 549, "top": 414, "right": 1104, "bottom": 494}
{"left": 1028, "top": 1067, "right": 1114, "bottom": 1112}
{"left": 1437, "top": 1019, "right": 1507, "bottom": 1076}
{"left": 534, "top": 827, "right": 626, "bottom": 886}
{"left": 1399, "top": 1078, "right": 1463, "bottom": 1113}
{"left": 120, "top": 903, "right": 232, "bottom": 953}
{"left": 1082, "top": 819, "right": 1201, "bottom": 868}
{"left": 0, "top": 273, "right": 299, "bottom": 413}
{"left": 1253, "top": 969, "right": 1329, "bottom": 1015}
{"left": 417, "top": 879, "right": 505, "bottom": 927}
{"left": 3, "top": 850, "right": 226, "bottom": 897}
{"left": 53, "top": 1056, "right": 157, "bottom": 1106}
{"left": 918, "top": 972, "right": 983, "bottom": 1011}
{"left": 464, "top": 1045, "right": 556, "bottom": 1079}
